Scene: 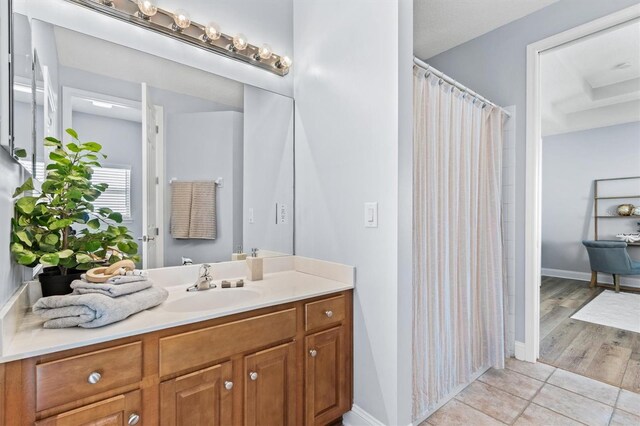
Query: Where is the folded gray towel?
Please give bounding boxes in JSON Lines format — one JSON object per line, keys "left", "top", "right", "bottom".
{"left": 71, "top": 279, "right": 152, "bottom": 297}
{"left": 33, "top": 286, "right": 169, "bottom": 329}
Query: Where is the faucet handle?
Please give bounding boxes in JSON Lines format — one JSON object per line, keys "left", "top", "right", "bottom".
{"left": 200, "top": 263, "right": 212, "bottom": 278}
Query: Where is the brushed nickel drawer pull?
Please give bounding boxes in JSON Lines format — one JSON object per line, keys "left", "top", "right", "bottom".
{"left": 87, "top": 371, "right": 102, "bottom": 384}
{"left": 225, "top": 380, "right": 234, "bottom": 390}
{"left": 128, "top": 413, "right": 140, "bottom": 425}
{"left": 309, "top": 349, "right": 317, "bottom": 357}
{"left": 325, "top": 310, "right": 333, "bottom": 318}
{"left": 249, "top": 371, "right": 258, "bottom": 381}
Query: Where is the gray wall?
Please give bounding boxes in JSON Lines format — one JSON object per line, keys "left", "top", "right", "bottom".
{"left": 243, "top": 85, "right": 293, "bottom": 255}
{"left": 293, "top": 0, "right": 413, "bottom": 424}
{"left": 72, "top": 112, "right": 142, "bottom": 248}
{"left": 163, "top": 111, "right": 243, "bottom": 266}
{"left": 426, "top": 0, "right": 640, "bottom": 342}
{"left": 542, "top": 122, "right": 640, "bottom": 273}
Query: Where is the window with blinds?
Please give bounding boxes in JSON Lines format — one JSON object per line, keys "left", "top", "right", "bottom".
{"left": 25, "top": 161, "right": 132, "bottom": 221}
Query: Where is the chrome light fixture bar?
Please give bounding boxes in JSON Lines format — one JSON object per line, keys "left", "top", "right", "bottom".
{"left": 65, "top": 0, "right": 292, "bottom": 76}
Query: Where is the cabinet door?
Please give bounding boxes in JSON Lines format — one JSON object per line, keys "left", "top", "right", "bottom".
{"left": 36, "top": 390, "right": 141, "bottom": 426}
{"left": 160, "top": 362, "right": 233, "bottom": 426}
{"left": 305, "top": 327, "right": 348, "bottom": 425}
{"left": 244, "top": 342, "right": 296, "bottom": 426}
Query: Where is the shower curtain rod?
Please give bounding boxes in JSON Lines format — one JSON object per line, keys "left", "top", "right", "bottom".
{"left": 413, "top": 57, "right": 511, "bottom": 118}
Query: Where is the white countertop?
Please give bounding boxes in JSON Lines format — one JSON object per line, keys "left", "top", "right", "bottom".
{"left": 0, "top": 256, "right": 354, "bottom": 362}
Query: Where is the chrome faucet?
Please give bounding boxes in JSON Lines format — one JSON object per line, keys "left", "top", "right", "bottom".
{"left": 186, "top": 264, "right": 216, "bottom": 292}
{"left": 181, "top": 256, "right": 193, "bottom": 265}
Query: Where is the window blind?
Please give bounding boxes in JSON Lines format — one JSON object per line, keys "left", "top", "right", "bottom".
{"left": 26, "top": 161, "right": 132, "bottom": 221}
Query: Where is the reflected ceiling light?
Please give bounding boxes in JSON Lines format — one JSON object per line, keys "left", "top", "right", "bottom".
{"left": 276, "top": 55, "right": 292, "bottom": 70}
{"left": 232, "top": 33, "right": 248, "bottom": 51}
{"left": 172, "top": 9, "right": 191, "bottom": 32}
{"left": 13, "top": 83, "right": 32, "bottom": 94}
{"left": 136, "top": 0, "right": 158, "bottom": 19}
{"left": 91, "top": 100, "right": 114, "bottom": 109}
{"left": 256, "top": 44, "right": 273, "bottom": 61}
{"left": 203, "top": 22, "right": 221, "bottom": 42}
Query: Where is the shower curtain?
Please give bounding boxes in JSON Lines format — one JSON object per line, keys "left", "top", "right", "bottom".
{"left": 412, "top": 66, "right": 507, "bottom": 419}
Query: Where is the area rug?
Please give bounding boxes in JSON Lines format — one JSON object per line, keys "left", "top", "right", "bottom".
{"left": 571, "top": 290, "right": 640, "bottom": 333}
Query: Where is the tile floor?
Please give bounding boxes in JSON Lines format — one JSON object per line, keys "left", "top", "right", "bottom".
{"left": 422, "top": 358, "right": 640, "bottom": 426}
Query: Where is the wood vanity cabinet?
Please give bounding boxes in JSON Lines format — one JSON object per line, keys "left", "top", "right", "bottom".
{"left": 0, "top": 290, "right": 352, "bottom": 426}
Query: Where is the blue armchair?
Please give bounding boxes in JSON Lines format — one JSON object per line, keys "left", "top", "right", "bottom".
{"left": 582, "top": 240, "right": 640, "bottom": 292}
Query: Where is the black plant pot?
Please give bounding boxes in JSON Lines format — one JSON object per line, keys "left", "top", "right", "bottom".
{"left": 39, "top": 267, "right": 83, "bottom": 297}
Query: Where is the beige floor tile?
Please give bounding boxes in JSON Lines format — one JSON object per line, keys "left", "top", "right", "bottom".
{"left": 610, "top": 409, "right": 640, "bottom": 426}
{"left": 513, "top": 403, "right": 583, "bottom": 426}
{"left": 616, "top": 389, "right": 640, "bottom": 416}
{"left": 547, "top": 368, "right": 619, "bottom": 405}
{"left": 478, "top": 368, "right": 544, "bottom": 400}
{"left": 455, "top": 381, "right": 528, "bottom": 424}
{"left": 426, "top": 399, "right": 504, "bottom": 426}
{"left": 533, "top": 384, "right": 613, "bottom": 426}
{"left": 505, "top": 358, "right": 556, "bottom": 381}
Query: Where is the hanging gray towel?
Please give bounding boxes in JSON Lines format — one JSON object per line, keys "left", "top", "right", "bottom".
{"left": 33, "top": 286, "right": 169, "bottom": 329}
{"left": 189, "top": 181, "right": 217, "bottom": 239}
{"left": 170, "top": 181, "right": 193, "bottom": 238}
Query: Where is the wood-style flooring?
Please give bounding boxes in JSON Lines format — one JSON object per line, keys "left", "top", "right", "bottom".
{"left": 539, "top": 276, "right": 640, "bottom": 393}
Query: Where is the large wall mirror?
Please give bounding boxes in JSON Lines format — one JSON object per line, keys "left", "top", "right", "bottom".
{"left": 9, "top": 1, "right": 294, "bottom": 268}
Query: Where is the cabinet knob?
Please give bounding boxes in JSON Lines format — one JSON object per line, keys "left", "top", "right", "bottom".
{"left": 224, "top": 380, "right": 234, "bottom": 390}
{"left": 325, "top": 310, "right": 333, "bottom": 318}
{"left": 128, "top": 413, "right": 140, "bottom": 425}
{"left": 249, "top": 371, "right": 258, "bottom": 381}
{"left": 309, "top": 349, "right": 317, "bottom": 357}
{"left": 87, "top": 371, "right": 102, "bottom": 384}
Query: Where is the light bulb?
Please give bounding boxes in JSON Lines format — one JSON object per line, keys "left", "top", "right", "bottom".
{"left": 277, "top": 55, "right": 292, "bottom": 69}
{"left": 232, "top": 33, "right": 248, "bottom": 51}
{"left": 204, "top": 22, "right": 221, "bottom": 41}
{"left": 257, "top": 44, "right": 273, "bottom": 60}
{"left": 172, "top": 9, "right": 191, "bottom": 31}
{"left": 137, "top": 0, "right": 157, "bottom": 19}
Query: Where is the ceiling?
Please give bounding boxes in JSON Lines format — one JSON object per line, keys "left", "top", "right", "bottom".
{"left": 541, "top": 19, "right": 640, "bottom": 136}
{"left": 54, "top": 26, "right": 244, "bottom": 111}
{"left": 414, "top": 0, "right": 558, "bottom": 59}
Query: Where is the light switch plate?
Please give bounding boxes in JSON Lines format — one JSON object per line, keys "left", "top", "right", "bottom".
{"left": 364, "top": 202, "right": 378, "bottom": 228}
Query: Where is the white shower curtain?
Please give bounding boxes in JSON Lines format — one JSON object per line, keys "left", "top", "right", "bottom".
{"left": 412, "top": 66, "right": 507, "bottom": 419}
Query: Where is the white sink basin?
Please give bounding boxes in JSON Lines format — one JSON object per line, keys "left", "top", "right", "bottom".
{"left": 162, "top": 288, "right": 262, "bottom": 313}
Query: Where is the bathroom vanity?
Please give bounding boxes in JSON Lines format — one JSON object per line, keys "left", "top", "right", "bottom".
{"left": 0, "top": 257, "right": 354, "bottom": 425}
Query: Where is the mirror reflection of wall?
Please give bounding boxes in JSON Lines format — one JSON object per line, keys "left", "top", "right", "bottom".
{"left": 540, "top": 18, "right": 640, "bottom": 279}
{"left": 12, "top": 13, "right": 35, "bottom": 169}
{"left": 27, "top": 19, "right": 294, "bottom": 269}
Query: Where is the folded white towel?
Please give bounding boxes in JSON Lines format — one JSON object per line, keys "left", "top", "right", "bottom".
{"left": 71, "top": 279, "right": 152, "bottom": 297}
{"left": 33, "top": 286, "right": 168, "bottom": 329}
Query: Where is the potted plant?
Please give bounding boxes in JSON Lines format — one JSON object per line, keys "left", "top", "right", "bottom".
{"left": 11, "top": 129, "right": 140, "bottom": 296}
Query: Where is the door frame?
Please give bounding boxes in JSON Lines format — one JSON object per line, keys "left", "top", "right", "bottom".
{"left": 523, "top": 4, "right": 640, "bottom": 362}
{"left": 62, "top": 86, "right": 165, "bottom": 268}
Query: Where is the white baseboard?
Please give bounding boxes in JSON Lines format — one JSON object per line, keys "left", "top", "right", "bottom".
{"left": 343, "top": 405, "right": 386, "bottom": 426}
{"left": 514, "top": 341, "right": 527, "bottom": 360}
{"left": 541, "top": 268, "right": 640, "bottom": 287}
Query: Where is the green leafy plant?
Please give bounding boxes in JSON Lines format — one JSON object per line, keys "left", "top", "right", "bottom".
{"left": 11, "top": 129, "right": 140, "bottom": 275}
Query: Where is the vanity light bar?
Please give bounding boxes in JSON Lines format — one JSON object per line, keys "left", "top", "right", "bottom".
{"left": 64, "top": 0, "right": 292, "bottom": 76}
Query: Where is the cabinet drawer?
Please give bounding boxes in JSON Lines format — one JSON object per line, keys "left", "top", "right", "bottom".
{"left": 36, "top": 390, "right": 141, "bottom": 426}
{"left": 36, "top": 342, "right": 142, "bottom": 412}
{"left": 159, "top": 308, "right": 297, "bottom": 377}
{"left": 305, "top": 295, "right": 346, "bottom": 331}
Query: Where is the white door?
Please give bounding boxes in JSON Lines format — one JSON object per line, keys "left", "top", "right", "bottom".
{"left": 141, "top": 82, "right": 160, "bottom": 269}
